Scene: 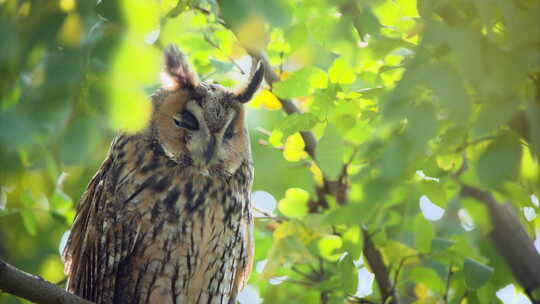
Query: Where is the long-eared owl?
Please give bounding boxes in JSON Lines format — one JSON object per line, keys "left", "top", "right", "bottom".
{"left": 63, "top": 45, "right": 264, "bottom": 304}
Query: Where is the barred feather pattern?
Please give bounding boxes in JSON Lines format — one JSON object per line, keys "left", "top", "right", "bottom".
{"left": 63, "top": 133, "right": 254, "bottom": 304}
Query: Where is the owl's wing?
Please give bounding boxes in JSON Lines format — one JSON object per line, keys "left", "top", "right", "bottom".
{"left": 63, "top": 137, "right": 140, "bottom": 303}
{"left": 230, "top": 210, "right": 254, "bottom": 302}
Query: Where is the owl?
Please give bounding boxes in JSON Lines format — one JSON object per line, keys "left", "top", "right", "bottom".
{"left": 63, "top": 45, "right": 264, "bottom": 304}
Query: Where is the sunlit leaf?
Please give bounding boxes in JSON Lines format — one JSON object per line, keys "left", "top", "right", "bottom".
{"left": 57, "top": 13, "right": 82, "bottom": 47}
{"left": 278, "top": 188, "right": 310, "bottom": 218}
{"left": 269, "top": 129, "right": 283, "bottom": 147}
{"left": 252, "top": 89, "right": 282, "bottom": 110}
{"left": 343, "top": 225, "right": 363, "bottom": 260}
{"left": 40, "top": 256, "right": 65, "bottom": 282}
{"left": 310, "top": 88, "right": 336, "bottom": 120}
{"left": 317, "top": 234, "right": 343, "bottom": 261}
{"left": 273, "top": 67, "right": 323, "bottom": 99}
{"left": 20, "top": 210, "right": 37, "bottom": 235}
{"left": 282, "top": 133, "right": 308, "bottom": 162}
{"left": 329, "top": 58, "right": 356, "bottom": 85}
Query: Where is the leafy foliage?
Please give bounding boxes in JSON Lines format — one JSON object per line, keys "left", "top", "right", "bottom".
{"left": 1, "top": 0, "right": 539, "bottom": 303}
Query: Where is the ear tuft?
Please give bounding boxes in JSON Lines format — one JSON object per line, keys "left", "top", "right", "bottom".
{"left": 162, "top": 44, "right": 199, "bottom": 90}
{"left": 235, "top": 62, "right": 265, "bottom": 103}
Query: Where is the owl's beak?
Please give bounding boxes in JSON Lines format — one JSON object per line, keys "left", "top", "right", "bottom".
{"left": 204, "top": 135, "right": 217, "bottom": 164}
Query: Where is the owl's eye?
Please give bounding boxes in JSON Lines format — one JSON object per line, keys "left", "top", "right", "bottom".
{"left": 174, "top": 110, "right": 199, "bottom": 131}
{"left": 224, "top": 120, "right": 236, "bottom": 140}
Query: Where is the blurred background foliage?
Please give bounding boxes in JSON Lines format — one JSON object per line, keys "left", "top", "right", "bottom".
{"left": 0, "top": 0, "right": 539, "bottom": 303}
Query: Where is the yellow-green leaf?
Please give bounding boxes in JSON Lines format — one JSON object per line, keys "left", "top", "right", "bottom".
{"left": 318, "top": 234, "right": 343, "bottom": 261}
{"left": 278, "top": 188, "right": 310, "bottom": 218}
{"left": 283, "top": 133, "right": 308, "bottom": 162}
{"left": 329, "top": 58, "right": 356, "bottom": 84}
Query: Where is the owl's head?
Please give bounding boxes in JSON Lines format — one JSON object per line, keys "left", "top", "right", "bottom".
{"left": 150, "top": 45, "right": 264, "bottom": 175}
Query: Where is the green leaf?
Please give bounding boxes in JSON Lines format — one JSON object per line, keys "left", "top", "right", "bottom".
{"left": 51, "top": 190, "right": 72, "bottom": 211}
{"left": 477, "top": 133, "right": 522, "bottom": 188}
{"left": 20, "top": 190, "right": 35, "bottom": 207}
{"left": 253, "top": 0, "right": 292, "bottom": 28}
{"left": 338, "top": 252, "right": 358, "bottom": 293}
{"left": 342, "top": 225, "right": 363, "bottom": 260}
{"left": 409, "top": 267, "right": 445, "bottom": 293}
{"left": 405, "top": 102, "right": 438, "bottom": 153}
{"left": 310, "top": 88, "right": 336, "bottom": 120}
{"left": 413, "top": 214, "right": 434, "bottom": 253}
{"left": 461, "top": 198, "right": 492, "bottom": 234}
{"left": 324, "top": 203, "right": 373, "bottom": 225}
{"left": 383, "top": 210, "right": 402, "bottom": 227}
{"left": 431, "top": 237, "right": 455, "bottom": 251}
{"left": 425, "top": 65, "right": 471, "bottom": 121}
{"left": 273, "top": 67, "right": 321, "bottom": 99}
{"left": 317, "top": 124, "right": 345, "bottom": 180}
{"left": 20, "top": 210, "right": 37, "bottom": 236}
{"left": 418, "top": 180, "right": 447, "bottom": 207}
{"left": 278, "top": 188, "right": 310, "bottom": 218}
{"left": 463, "top": 258, "right": 494, "bottom": 289}
{"left": 473, "top": 99, "right": 517, "bottom": 137}
{"left": 329, "top": 58, "right": 356, "bottom": 84}
{"left": 283, "top": 133, "right": 308, "bottom": 162}
{"left": 357, "top": 4, "right": 381, "bottom": 38}
{"left": 279, "top": 113, "right": 319, "bottom": 138}
{"left": 525, "top": 103, "right": 540, "bottom": 158}
{"left": 285, "top": 24, "right": 308, "bottom": 51}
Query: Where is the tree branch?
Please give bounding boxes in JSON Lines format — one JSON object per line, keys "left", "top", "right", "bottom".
{"left": 460, "top": 185, "right": 540, "bottom": 301}
{"left": 242, "top": 50, "right": 318, "bottom": 158}
{"left": 0, "top": 258, "right": 93, "bottom": 304}
{"left": 362, "top": 229, "right": 397, "bottom": 304}
{"left": 339, "top": 1, "right": 366, "bottom": 42}
{"left": 212, "top": 4, "right": 397, "bottom": 303}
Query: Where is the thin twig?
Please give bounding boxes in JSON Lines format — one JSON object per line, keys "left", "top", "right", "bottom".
{"left": 203, "top": 35, "right": 246, "bottom": 75}
{"left": 291, "top": 266, "right": 312, "bottom": 280}
{"left": 348, "top": 298, "right": 378, "bottom": 304}
{"left": 253, "top": 207, "right": 283, "bottom": 222}
{"left": 392, "top": 255, "right": 413, "bottom": 289}
{"left": 191, "top": 4, "right": 226, "bottom": 26}
{"left": 454, "top": 152, "right": 468, "bottom": 177}
{"left": 454, "top": 135, "right": 498, "bottom": 153}
{"left": 339, "top": 1, "right": 366, "bottom": 41}
{"left": 256, "top": 127, "right": 272, "bottom": 136}
{"left": 282, "top": 279, "right": 313, "bottom": 286}
{"left": 279, "top": 51, "right": 284, "bottom": 76}
{"left": 443, "top": 263, "right": 453, "bottom": 303}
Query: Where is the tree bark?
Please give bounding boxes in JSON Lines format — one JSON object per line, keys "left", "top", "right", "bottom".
{"left": 461, "top": 185, "right": 540, "bottom": 301}
{"left": 0, "top": 258, "right": 93, "bottom": 304}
